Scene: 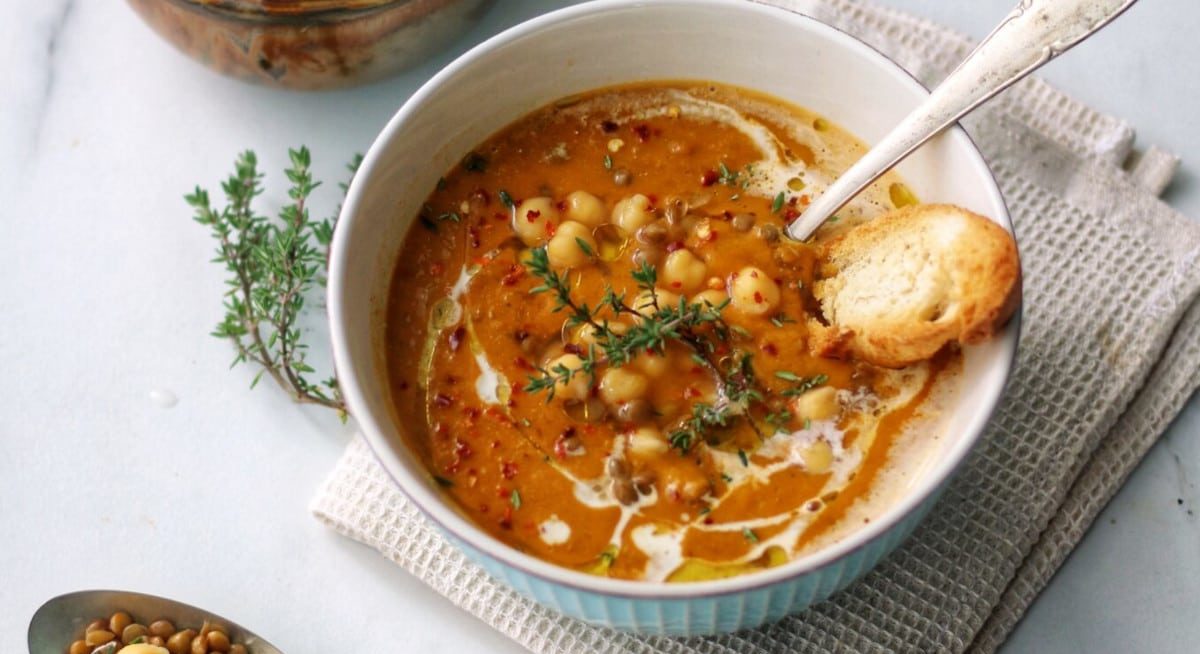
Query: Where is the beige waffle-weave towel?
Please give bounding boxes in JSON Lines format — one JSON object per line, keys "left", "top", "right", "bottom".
{"left": 312, "top": 1, "right": 1200, "bottom": 651}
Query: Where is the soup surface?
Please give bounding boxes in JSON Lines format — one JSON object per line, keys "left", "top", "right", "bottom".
{"left": 383, "top": 82, "right": 958, "bottom": 581}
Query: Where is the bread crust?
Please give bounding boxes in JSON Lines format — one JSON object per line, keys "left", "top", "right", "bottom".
{"left": 812, "top": 204, "right": 1020, "bottom": 368}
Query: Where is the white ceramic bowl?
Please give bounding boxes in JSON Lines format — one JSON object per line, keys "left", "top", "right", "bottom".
{"left": 329, "top": 0, "right": 1018, "bottom": 635}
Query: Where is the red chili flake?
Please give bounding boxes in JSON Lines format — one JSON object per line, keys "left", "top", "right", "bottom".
{"left": 545, "top": 221, "right": 557, "bottom": 237}
{"left": 501, "top": 461, "right": 518, "bottom": 480}
{"left": 784, "top": 208, "right": 800, "bottom": 223}
{"left": 499, "top": 506, "right": 513, "bottom": 529}
{"left": 753, "top": 291, "right": 764, "bottom": 304}
{"left": 513, "top": 356, "right": 532, "bottom": 370}
{"left": 434, "top": 393, "right": 453, "bottom": 408}
{"left": 463, "top": 407, "right": 480, "bottom": 420}
{"left": 788, "top": 196, "right": 799, "bottom": 206}
{"left": 495, "top": 486, "right": 510, "bottom": 499}
{"left": 749, "top": 269, "right": 759, "bottom": 278}
{"left": 555, "top": 200, "right": 568, "bottom": 211}
{"left": 492, "top": 440, "right": 501, "bottom": 449}
{"left": 479, "top": 504, "right": 489, "bottom": 514}
{"left": 506, "top": 399, "right": 516, "bottom": 408}
{"left": 690, "top": 366, "right": 703, "bottom": 374}
{"left": 666, "top": 240, "right": 685, "bottom": 253}
{"left": 454, "top": 439, "right": 473, "bottom": 459}
{"left": 600, "top": 120, "right": 618, "bottom": 133}
{"left": 563, "top": 342, "right": 583, "bottom": 355}
{"left": 448, "top": 326, "right": 466, "bottom": 352}
{"left": 683, "top": 386, "right": 701, "bottom": 399}
{"left": 509, "top": 381, "right": 522, "bottom": 395}
{"left": 468, "top": 227, "right": 481, "bottom": 249}
{"left": 429, "top": 262, "right": 444, "bottom": 276}
{"left": 501, "top": 264, "right": 524, "bottom": 286}
{"left": 397, "top": 380, "right": 410, "bottom": 391}
{"left": 633, "top": 124, "right": 651, "bottom": 142}
{"left": 705, "top": 230, "right": 719, "bottom": 243}
{"left": 434, "top": 422, "right": 449, "bottom": 437}
{"left": 670, "top": 281, "right": 682, "bottom": 289}
{"left": 494, "top": 212, "right": 508, "bottom": 221}
{"left": 703, "top": 516, "right": 714, "bottom": 525}
{"left": 699, "top": 170, "right": 718, "bottom": 187}
{"left": 525, "top": 209, "right": 541, "bottom": 222}
{"left": 762, "top": 342, "right": 779, "bottom": 356}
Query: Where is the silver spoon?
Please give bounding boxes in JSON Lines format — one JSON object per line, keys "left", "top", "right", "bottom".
{"left": 28, "top": 590, "right": 283, "bottom": 654}
{"left": 788, "top": 0, "right": 1138, "bottom": 241}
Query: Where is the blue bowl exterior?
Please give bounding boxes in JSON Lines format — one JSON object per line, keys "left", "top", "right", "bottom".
{"left": 446, "top": 484, "right": 945, "bottom": 636}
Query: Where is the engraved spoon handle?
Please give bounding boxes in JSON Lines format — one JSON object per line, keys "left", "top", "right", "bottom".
{"left": 787, "top": 0, "right": 1138, "bottom": 241}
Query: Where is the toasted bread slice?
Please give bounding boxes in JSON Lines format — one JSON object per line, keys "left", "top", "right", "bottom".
{"left": 810, "top": 204, "right": 1020, "bottom": 368}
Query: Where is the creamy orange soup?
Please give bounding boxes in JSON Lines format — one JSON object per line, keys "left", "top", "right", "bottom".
{"left": 384, "top": 82, "right": 956, "bottom": 581}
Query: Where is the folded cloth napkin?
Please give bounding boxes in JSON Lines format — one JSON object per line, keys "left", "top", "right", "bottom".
{"left": 311, "top": 0, "right": 1200, "bottom": 651}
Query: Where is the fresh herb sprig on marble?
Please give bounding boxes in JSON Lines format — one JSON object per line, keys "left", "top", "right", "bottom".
{"left": 186, "top": 147, "right": 360, "bottom": 416}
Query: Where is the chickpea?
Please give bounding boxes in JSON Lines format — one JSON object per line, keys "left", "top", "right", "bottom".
{"left": 86, "top": 620, "right": 108, "bottom": 634}
{"left": 206, "top": 628, "right": 229, "bottom": 648}
{"left": 149, "top": 637, "right": 166, "bottom": 647}
{"left": 632, "top": 288, "right": 680, "bottom": 317}
{"left": 167, "top": 630, "right": 197, "bottom": 654}
{"left": 109, "top": 611, "right": 133, "bottom": 635}
{"left": 800, "top": 439, "right": 834, "bottom": 474}
{"left": 69, "top": 641, "right": 89, "bottom": 654}
{"left": 576, "top": 321, "right": 625, "bottom": 346}
{"left": 85, "top": 630, "right": 116, "bottom": 646}
{"left": 149, "top": 620, "right": 175, "bottom": 639}
{"left": 791, "top": 386, "right": 840, "bottom": 421}
{"left": 546, "top": 220, "right": 596, "bottom": 269}
{"left": 661, "top": 249, "right": 707, "bottom": 294}
{"left": 729, "top": 266, "right": 781, "bottom": 316}
{"left": 626, "top": 426, "right": 668, "bottom": 458}
{"left": 692, "top": 289, "right": 728, "bottom": 311}
{"left": 545, "top": 353, "right": 590, "bottom": 402}
{"left": 632, "top": 350, "right": 669, "bottom": 378}
{"left": 191, "top": 633, "right": 209, "bottom": 654}
{"left": 228, "top": 646, "right": 247, "bottom": 654}
{"left": 122, "top": 623, "right": 150, "bottom": 644}
{"left": 599, "top": 368, "right": 649, "bottom": 406}
{"left": 512, "top": 196, "right": 560, "bottom": 246}
{"left": 120, "top": 645, "right": 170, "bottom": 654}
{"left": 562, "top": 190, "right": 607, "bottom": 226}
{"left": 612, "top": 194, "right": 655, "bottom": 233}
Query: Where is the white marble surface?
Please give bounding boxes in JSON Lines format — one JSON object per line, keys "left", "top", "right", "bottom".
{"left": 2, "top": 1, "right": 1196, "bottom": 653}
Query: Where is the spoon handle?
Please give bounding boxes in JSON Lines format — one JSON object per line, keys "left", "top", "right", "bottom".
{"left": 788, "top": 0, "right": 1138, "bottom": 241}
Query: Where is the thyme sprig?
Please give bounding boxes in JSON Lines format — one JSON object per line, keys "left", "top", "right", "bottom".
{"left": 187, "top": 147, "right": 360, "bottom": 416}
{"left": 522, "top": 247, "right": 771, "bottom": 452}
